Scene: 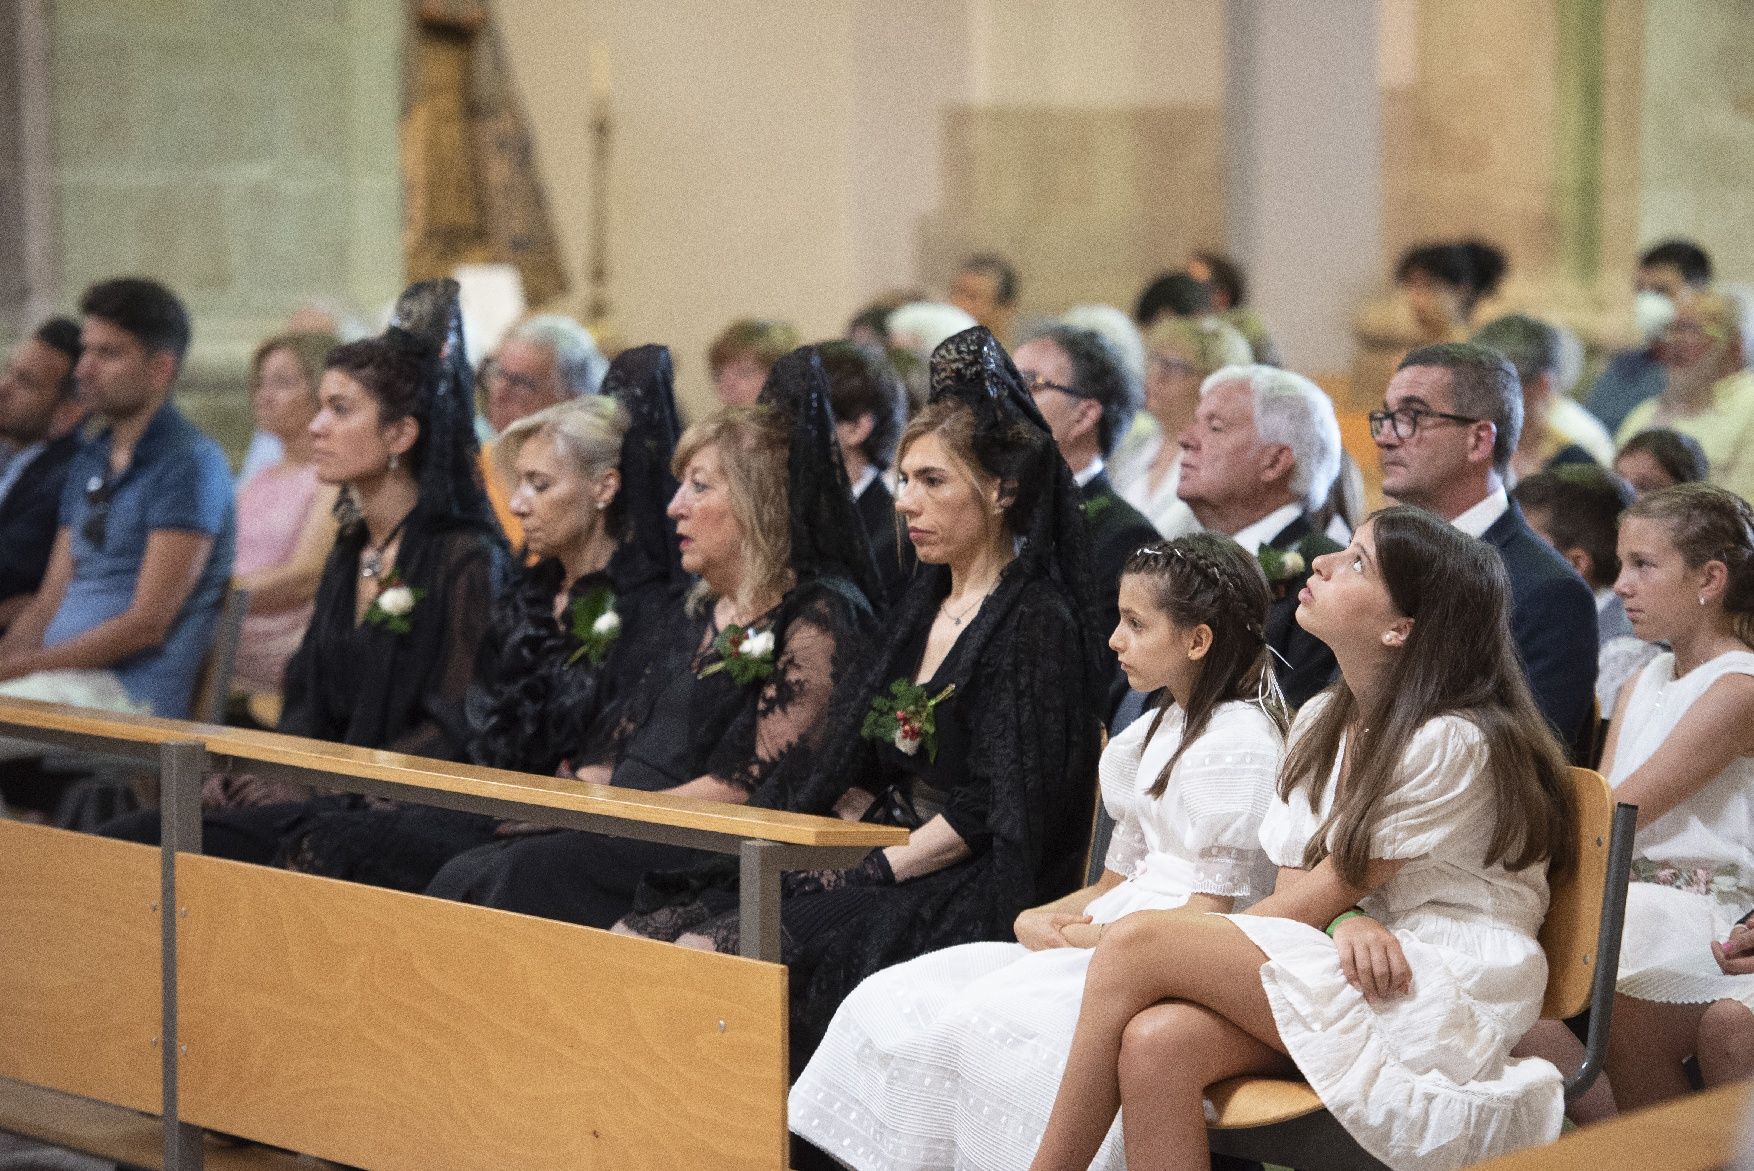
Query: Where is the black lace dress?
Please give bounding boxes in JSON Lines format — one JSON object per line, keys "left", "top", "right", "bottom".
{"left": 273, "top": 544, "right": 677, "bottom": 890}
{"left": 422, "top": 574, "right": 873, "bottom": 928}
{"left": 627, "top": 561, "right": 1104, "bottom": 1065}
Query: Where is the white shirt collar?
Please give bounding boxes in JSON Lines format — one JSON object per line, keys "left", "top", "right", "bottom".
{"left": 1450, "top": 486, "right": 1510, "bottom": 540}
{"left": 849, "top": 465, "right": 880, "bottom": 499}
{"left": 1072, "top": 455, "right": 1105, "bottom": 488}
{"left": 1228, "top": 502, "right": 1305, "bottom": 555}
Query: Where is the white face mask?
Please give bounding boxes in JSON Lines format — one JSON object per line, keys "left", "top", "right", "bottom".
{"left": 1634, "top": 290, "right": 1676, "bottom": 342}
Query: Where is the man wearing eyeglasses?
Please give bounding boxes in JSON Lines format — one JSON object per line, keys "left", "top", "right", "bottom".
{"left": 478, "top": 314, "right": 607, "bottom": 547}
{"left": 1016, "top": 324, "right": 1159, "bottom": 652}
{"left": 1373, "top": 342, "right": 1597, "bottom": 757}
{"left": 0, "top": 318, "right": 85, "bottom": 634}
{"left": 0, "top": 278, "right": 235, "bottom": 719}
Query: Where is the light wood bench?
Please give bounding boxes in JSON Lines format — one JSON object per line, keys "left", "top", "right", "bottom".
{"left": 1471, "top": 1078, "right": 1752, "bottom": 1170}
{"left": 0, "top": 698, "right": 905, "bottom": 1170}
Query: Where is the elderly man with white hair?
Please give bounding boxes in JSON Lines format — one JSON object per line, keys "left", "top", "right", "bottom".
{"left": 479, "top": 313, "right": 608, "bottom": 546}
{"left": 1175, "top": 363, "right": 1345, "bottom": 707}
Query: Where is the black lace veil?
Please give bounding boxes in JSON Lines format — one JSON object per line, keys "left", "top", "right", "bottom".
{"left": 384, "top": 278, "right": 499, "bottom": 537}
{"left": 927, "top": 326, "right": 1105, "bottom": 694}
{"left": 758, "top": 346, "right": 881, "bottom": 603}
{"left": 602, "top": 343, "right": 683, "bottom": 582}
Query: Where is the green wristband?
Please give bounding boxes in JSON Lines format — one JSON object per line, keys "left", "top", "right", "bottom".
{"left": 1325, "top": 909, "right": 1367, "bottom": 937}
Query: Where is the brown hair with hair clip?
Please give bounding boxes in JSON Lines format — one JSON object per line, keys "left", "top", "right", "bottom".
{"left": 1123, "top": 533, "right": 1287, "bottom": 797}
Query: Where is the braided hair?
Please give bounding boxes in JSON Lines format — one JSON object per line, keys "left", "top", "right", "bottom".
{"left": 1625, "top": 482, "right": 1754, "bottom": 649}
{"left": 1125, "top": 533, "right": 1286, "bottom": 797}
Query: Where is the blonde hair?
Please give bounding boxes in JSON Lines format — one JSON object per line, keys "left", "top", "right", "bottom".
{"left": 494, "top": 395, "right": 630, "bottom": 487}
{"left": 1146, "top": 315, "right": 1250, "bottom": 379}
{"left": 672, "top": 406, "right": 793, "bottom": 614}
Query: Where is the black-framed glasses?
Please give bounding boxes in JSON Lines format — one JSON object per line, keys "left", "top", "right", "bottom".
{"left": 82, "top": 471, "right": 115, "bottom": 548}
{"left": 1367, "top": 406, "right": 1482, "bottom": 441}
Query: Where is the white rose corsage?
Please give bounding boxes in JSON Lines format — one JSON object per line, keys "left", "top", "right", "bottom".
{"left": 697, "top": 622, "right": 777, "bottom": 685}
{"left": 365, "top": 571, "right": 426, "bottom": 635}
{"left": 567, "top": 584, "right": 622, "bottom": 666}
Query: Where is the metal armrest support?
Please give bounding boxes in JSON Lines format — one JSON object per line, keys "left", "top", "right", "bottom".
{"left": 1565, "top": 800, "right": 1637, "bottom": 1103}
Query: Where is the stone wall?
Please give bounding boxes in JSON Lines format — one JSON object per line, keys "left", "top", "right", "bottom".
{"left": 15, "top": 1, "right": 406, "bottom": 459}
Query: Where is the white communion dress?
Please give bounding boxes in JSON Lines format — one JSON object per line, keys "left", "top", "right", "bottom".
{"left": 1611, "top": 649, "right": 1754, "bottom": 1007}
{"left": 790, "top": 699, "right": 1283, "bottom": 1171}
{"left": 1223, "top": 695, "right": 1565, "bottom": 1171}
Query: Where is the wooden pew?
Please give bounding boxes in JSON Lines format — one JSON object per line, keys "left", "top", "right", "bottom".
{"left": 0, "top": 698, "right": 905, "bottom": 1170}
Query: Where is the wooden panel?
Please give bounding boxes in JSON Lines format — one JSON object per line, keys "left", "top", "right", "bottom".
{"left": 177, "top": 856, "right": 789, "bottom": 1171}
{"left": 205, "top": 725, "right": 908, "bottom": 849}
{"left": 0, "top": 1077, "right": 329, "bottom": 1171}
{"left": 1474, "top": 1079, "right": 1751, "bottom": 1170}
{"left": 0, "top": 821, "right": 161, "bottom": 1112}
{"left": 1541, "top": 767, "right": 1613, "bottom": 1020}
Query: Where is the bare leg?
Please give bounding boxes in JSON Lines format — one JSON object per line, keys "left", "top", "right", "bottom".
{"left": 1698, "top": 999, "right": 1754, "bottom": 1089}
{"left": 1605, "top": 993, "right": 1708, "bottom": 1112}
{"left": 1515, "top": 1019, "right": 1617, "bottom": 1124}
{"left": 1027, "top": 910, "right": 1288, "bottom": 1171}
{"left": 1116, "top": 1001, "right": 1295, "bottom": 1171}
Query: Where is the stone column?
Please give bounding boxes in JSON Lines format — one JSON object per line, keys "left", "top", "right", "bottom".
{"left": 1224, "top": 0, "right": 1384, "bottom": 383}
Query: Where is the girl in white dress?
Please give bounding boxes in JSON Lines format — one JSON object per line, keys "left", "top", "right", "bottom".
{"left": 1530, "top": 482, "right": 1754, "bottom": 1118}
{"left": 1027, "top": 506, "right": 1578, "bottom": 1171}
{"left": 790, "top": 533, "right": 1287, "bottom": 1170}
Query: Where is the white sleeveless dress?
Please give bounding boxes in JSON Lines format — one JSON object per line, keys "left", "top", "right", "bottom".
{"left": 1222, "top": 696, "right": 1564, "bottom": 1171}
{"left": 789, "top": 700, "right": 1282, "bottom": 1171}
{"left": 1612, "top": 649, "right": 1754, "bottom": 1006}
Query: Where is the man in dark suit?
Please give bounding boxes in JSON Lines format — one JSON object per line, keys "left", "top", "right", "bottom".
{"left": 1374, "top": 342, "right": 1598, "bottom": 756}
{"left": 1015, "top": 323, "right": 1159, "bottom": 644}
{"left": 1177, "top": 365, "right": 1345, "bottom": 707}
{"left": 0, "top": 318, "right": 85, "bottom": 632}
{"left": 820, "top": 340, "right": 914, "bottom": 607}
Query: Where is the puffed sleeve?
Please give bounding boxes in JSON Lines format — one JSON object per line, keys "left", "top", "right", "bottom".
{"left": 1098, "top": 711, "right": 1154, "bottom": 878}
{"left": 1367, "top": 714, "right": 1490, "bottom": 861}
{"left": 1165, "top": 703, "right": 1283, "bottom": 897}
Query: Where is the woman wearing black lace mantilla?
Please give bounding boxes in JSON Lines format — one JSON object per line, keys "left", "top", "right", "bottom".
{"left": 272, "top": 344, "right": 687, "bottom": 889}
{"left": 102, "top": 280, "right": 508, "bottom": 862}
{"left": 423, "top": 346, "right": 879, "bottom": 928}
{"left": 619, "top": 327, "right": 1107, "bottom": 1070}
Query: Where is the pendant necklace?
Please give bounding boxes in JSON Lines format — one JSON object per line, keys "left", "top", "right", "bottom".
{"left": 360, "top": 512, "right": 412, "bottom": 581}
{"left": 941, "top": 585, "right": 992, "bottom": 627}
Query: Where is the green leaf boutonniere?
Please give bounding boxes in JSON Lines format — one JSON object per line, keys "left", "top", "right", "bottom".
{"left": 566, "top": 584, "right": 622, "bottom": 666}
{"left": 1082, "top": 493, "right": 1115, "bottom": 522}
{"left": 364, "top": 570, "right": 426, "bottom": 635}
{"left": 696, "top": 623, "right": 777, "bottom": 686}
{"left": 1256, "top": 545, "right": 1306, "bottom": 586}
{"left": 861, "top": 679, "right": 956, "bottom": 760}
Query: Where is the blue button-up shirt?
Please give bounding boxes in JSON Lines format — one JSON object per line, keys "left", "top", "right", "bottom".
{"left": 45, "top": 403, "right": 236, "bottom": 717}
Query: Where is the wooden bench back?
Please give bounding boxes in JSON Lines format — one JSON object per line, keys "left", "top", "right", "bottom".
{"left": 175, "top": 855, "right": 790, "bottom": 1171}
{"left": 1539, "top": 766, "right": 1613, "bottom": 1019}
{"left": 0, "top": 821, "right": 162, "bottom": 1114}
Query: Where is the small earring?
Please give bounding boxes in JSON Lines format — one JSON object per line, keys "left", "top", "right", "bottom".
{"left": 1701, "top": 594, "right": 1709, "bottom": 607}
{"left": 387, "top": 451, "right": 400, "bottom": 472}
{"left": 596, "top": 501, "right": 608, "bottom": 511}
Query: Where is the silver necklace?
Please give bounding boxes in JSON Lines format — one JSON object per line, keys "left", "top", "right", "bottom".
{"left": 360, "top": 513, "right": 411, "bottom": 581}
{"left": 940, "top": 586, "right": 991, "bottom": 626}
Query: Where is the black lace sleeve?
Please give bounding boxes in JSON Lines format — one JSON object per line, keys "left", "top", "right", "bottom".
{"left": 701, "top": 577, "right": 874, "bottom": 801}
{"left": 384, "top": 527, "right": 499, "bottom": 761}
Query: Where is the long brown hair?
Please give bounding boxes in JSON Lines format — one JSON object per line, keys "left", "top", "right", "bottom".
{"left": 1126, "top": 535, "right": 1287, "bottom": 796}
{"left": 1280, "top": 506, "right": 1576, "bottom": 884}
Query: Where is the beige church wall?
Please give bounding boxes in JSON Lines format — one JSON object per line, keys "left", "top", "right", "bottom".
{"left": 495, "top": 0, "right": 1225, "bottom": 418}
{"left": 37, "top": 0, "right": 405, "bottom": 456}
{"left": 1639, "top": 0, "right": 1754, "bottom": 288}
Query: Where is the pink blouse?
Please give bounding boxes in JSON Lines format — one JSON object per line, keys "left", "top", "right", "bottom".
{"left": 231, "top": 461, "right": 322, "bottom": 694}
